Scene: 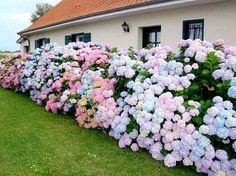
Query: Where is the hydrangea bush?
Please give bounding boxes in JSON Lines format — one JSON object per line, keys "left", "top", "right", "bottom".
{"left": 1, "top": 39, "right": 236, "bottom": 175}
{"left": 0, "top": 53, "right": 29, "bottom": 91}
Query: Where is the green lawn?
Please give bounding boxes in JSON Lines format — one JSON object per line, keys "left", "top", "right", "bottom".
{"left": 0, "top": 53, "right": 9, "bottom": 60}
{"left": 0, "top": 87, "right": 203, "bottom": 176}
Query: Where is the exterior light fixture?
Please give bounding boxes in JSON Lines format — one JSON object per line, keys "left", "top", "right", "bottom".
{"left": 121, "top": 22, "right": 129, "bottom": 33}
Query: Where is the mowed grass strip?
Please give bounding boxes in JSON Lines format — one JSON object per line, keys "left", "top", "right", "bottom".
{"left": 0, "top": 87, "right": 203, "bottom": 176}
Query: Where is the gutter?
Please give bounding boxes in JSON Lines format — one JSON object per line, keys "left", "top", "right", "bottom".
{"left": 19, "top": 0, "right": 223, "bottom": 35}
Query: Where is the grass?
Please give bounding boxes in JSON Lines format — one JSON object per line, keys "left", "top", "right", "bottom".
{"left": 0, "top": 87, "right": 203, "bottom": 176}
{"left": 0, "top": 53, "right": 9, "bottom": 60}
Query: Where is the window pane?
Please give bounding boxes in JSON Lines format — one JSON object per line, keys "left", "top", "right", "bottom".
{"left": 149, "top": 32, "right": 156, "bottom": 43}
{"left": 189, "top": 28, "right": 194, "bottom": 40}
{"left": 76, "top": 34, "right": 84, "bottom": 42}
{"left": 38, "top": 39, "right": 43, "bottom": 47}
{"left": 189, "top": 22, "right": 203, "bottom": 40}
{"left": 156, "top": 32, "right": 161, "bottom": 43}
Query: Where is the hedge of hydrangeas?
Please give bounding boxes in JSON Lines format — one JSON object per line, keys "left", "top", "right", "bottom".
{"left": 0, "top": 53, "right": 30, "bottom": 90}
{"left": 1, "top": 39, "right": 236, "bottom": 175}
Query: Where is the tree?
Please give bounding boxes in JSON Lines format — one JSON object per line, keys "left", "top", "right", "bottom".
{"left": 31, "top": 3, "right": 53, "bottom": 23}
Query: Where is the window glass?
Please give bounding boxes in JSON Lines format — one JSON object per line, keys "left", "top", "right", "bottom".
{"left": 42, "top": 39, "right": 46, "bottom": 46}
{"left": 149, "top": 32, "right": 156, "bottom": 43}
{"left": 183, "top": 19, "right": 204, "bottom": 40}
{"left": 156, "top": 31, "right": 161, "bottom": 44}
{"left": 76, "top": 34, "right": 84, "bottom": 42}
{"left": 189, "top": 23, "right": 203, "bottom": 40}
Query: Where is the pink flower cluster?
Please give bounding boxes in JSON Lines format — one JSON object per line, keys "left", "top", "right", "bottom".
{"left": 75, "top": 71, "right": 120, "bottom": 129}
{"left": 0, "top": 53, "right": 29, "bottom": 91}
{"left": 19, "top": 42, "right": 119, "bottom": 130}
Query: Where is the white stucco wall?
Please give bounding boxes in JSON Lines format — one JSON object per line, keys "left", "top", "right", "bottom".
{"left": 25, "top": 0, "right": 236, "bottom": 52}
{"left": 20, "top": 40, "right": 29, "bottom": 53}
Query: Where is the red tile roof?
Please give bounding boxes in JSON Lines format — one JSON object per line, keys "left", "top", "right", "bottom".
{"left": 20, "top": 0, "right": 171, "bottom": 33}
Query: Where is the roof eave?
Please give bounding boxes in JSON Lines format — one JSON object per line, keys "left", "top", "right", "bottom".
{"left": 16, "top": 37, "right": 25, "bottom": 44}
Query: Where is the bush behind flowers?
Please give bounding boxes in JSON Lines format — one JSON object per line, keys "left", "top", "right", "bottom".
{"left": 1, "top": 40, "right": 236, "bottom": 175}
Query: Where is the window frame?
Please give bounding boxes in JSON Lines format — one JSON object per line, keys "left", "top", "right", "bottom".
{"left": 71, "top": 33, "right": 84, "bottom": 42}
{"left": 183, "top": 19, "right": 204, "bottom": 40}
{"left": 143, "top": 26, "right": 161, "bottom": 48}
{"left": 65, "top": 33, "right": 91, "bottom": 45}
{"left": 35, "top": 38, "right": 50, "bottom": 49}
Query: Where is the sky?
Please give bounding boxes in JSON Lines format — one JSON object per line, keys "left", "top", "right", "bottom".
{"left": 0, "top": 0, "right": 61, "bottom": 51}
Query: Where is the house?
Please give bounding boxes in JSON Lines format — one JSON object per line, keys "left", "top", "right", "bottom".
{"left": 17, "top": 0, "right": 236, "bottom": 52}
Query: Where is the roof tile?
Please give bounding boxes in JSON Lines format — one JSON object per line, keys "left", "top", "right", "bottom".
{"left": 21, "top": 0, "right": 170, "bottom": 33}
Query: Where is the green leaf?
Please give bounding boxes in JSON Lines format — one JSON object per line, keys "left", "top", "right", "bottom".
{"left": 111, "top": 47, "right": 118, "bottom": 53}
{"left": 139, "top": 69, "right": 150, "bottom": 78}
{"left": 126, "top": 118, "right": 139, "bottom": 133}
{"left": 189, "top": 83, "right": 199, "bottom": 91}
{"left": 132, "top": 64, "right": 139, "bottom": 70}
{"left": 216, "top": 83, "right": 223, "bottom": 88}
{"left": 161, "top": 149, "right": 169, "bottom": 157}
{"left": 192, "top": 116, "right": 203, "bottom": 126}
{"left": 145, "top": 43, "right": 154, "bottom": 49}
{"left": 203, "top": 62, "right": 212, "bottom": 69}
{"left": 202, "top": 69, "right": 210, "bottom": 75}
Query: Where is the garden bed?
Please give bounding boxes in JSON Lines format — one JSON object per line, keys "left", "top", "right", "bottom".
{"left": 1, "top": 40, "right": 236, "bottom": 175}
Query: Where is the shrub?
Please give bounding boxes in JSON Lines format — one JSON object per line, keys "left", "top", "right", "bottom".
{"left": 1, "top": 40, "right": 236, "bottom": 175}
{"left": 0, "top": 53, "right": 29, "bottom": 90}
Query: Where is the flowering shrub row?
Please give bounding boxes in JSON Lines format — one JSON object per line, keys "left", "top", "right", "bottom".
{"left": 0, "top": 53, "right": 29, "bottom": 90}
{"left": 1, "top": 40, "right": 236, "bottom": 175}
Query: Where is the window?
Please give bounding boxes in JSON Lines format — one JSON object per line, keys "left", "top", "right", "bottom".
{"left": 65, "top": 33, "right": 91, "bottom": 45}
{"left": 35, "top": 38, "right": 50, "bottom": 49}
{"left": 183, "top": 19, "right": 204, "bottom": 40}
{"left": 74, "top": 34, "right": 84, "bottom": 42}
{"left": 71, "top": 33, "right": 84, "bottom": 42}
{"left": 24, "top": 46, "right": 29, "bottom": 53}
{"left": 143, "top": 27, "right": 161, "bottom": 48}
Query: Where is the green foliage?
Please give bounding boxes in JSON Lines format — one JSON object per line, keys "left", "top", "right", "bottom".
{"left": 128, "top": 47, "right": 137, "bottom": 60}
{"left": 145, "top": 43, "right": 155, "bottom": 49}
{"left": 139, "top": 69, "right": 151, "bottom": 78}
{"left": 161, "top": 149, "right": 169, "bottom": 157}
{"left": 140, "top": 56, "right": 146, "bottom": 62}
{"left": 203, "top": 52, "right": 220, "bottom": 72}
{"left": 89, "top": 63, "right": 110, "bottom": 78}
{"left": 0, "top": 53, "right": 10, "bottom": 60}
{"left": 176, "top": 52, "right": 234, "bottom": 130}
{"left": 179, "top": 48, "right": 187, "bottom": 60}
{"left": 113, "top": 77, "right": 130, "bottom": 100}
{"left": 179, "top": 52, "right": 221, "bottom": 101}
{"left": 215, "top": 80, "right": 230, "bottom": 97}
{"left": 209, "top": 135, "right": 236, "bottom": 159}
{"left": 62, "top": 82, "right": 69, "bottom": 90}
{"left": 166, "top": 53, "right": 176, "bottom": 62}
{"left": 31, "top": 3, "right": 53, "bottom": 23}
{"left": 202, "top": 69, "right": 210, "bottom": 75}
{"left": 111, "top": 47, "right": 118, "bottom": 53}
{"left": 126, "top": 117, "right": 139, "bottom": 133}
{"left": 192, "top": 100, "right": 213, "bottom": 128}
